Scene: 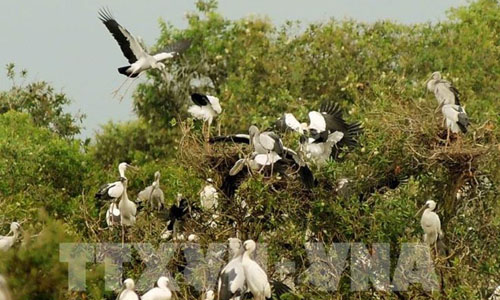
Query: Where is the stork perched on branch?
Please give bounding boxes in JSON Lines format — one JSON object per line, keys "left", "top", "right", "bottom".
{"left": 98, "top": 8, "right": 191, "bottom": 98}
{"left": 275, "top": 101, "right": 362, "bottom": 166}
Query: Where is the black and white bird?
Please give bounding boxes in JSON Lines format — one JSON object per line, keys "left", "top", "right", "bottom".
{"left": 441, "top": 104, "right": 470, "bottom": 143}
{"left": 117, "top": 278, "right": 140, "bottom": 300}
{"left": 241, "top": 240, "right": 271, "bottom": 300}
{"left": 105, "top": 201, "right": 121, "bottom": 227}
{"left": 490, "top": 285, "right": 500, "bottom": 300}
{"left": 161, "top": 194, "right": 189, "bottom": 240}
{"left": 218, "top": 238, "right": 246, "bottom": 300}
{"left": 426, "top": 71, "right": 460, "bottom": 111}
{"left": 95, "top": 162, "right": 135, "bottom": 201}
{"left": 0, "top": 222, "right": 21, "bottom": 252}
{"left": 138, "top": 171, "right": 165, "bottom": 212}
{"left": 98, "top": 8, "right": 191, "bottom": 94}
{"left": 417, "top": 200, "right": 443, "bottom": 247}
{"left": 141, "top": 276, "right": 172, "bottom": 300}
{"left": 210, "top": 129, "right": 315, "bottom": 196}
{"left": 0, "top": 275, "right": 12, "bottom": 300}
{"left": 276, "top": 101, "right": 362, "bottom": 165}
{"left": 188, "top": 93, "right": 222, "bottom": 127}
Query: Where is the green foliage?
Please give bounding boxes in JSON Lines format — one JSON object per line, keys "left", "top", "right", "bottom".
{"left": 0, "top": 64, "right": 84, "bottom": 138}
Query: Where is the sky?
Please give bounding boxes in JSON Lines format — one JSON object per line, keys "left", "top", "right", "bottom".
{"left": 0, "top": 0, "right": 467, "bottom": 139}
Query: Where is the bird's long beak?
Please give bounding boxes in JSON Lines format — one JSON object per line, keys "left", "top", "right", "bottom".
{"left": 126, "top": 164, "right": 139, "bottom": 172}
{"left": 414, "top": 204, "right": 428, "bottom": 218}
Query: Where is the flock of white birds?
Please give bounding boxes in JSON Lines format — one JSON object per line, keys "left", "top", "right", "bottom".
{"left": 2, "top": 6, "right": 497, "bottom": 300}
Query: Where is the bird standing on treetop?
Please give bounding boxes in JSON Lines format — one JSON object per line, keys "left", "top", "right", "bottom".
{"left": 95, "top": 162, "right": 136, "bottom": 201}
{"left": 98, "top": 8, "right": 191, "bottom": 97}
{"left": 188, "top": 93, "right": 222, "bottom": 132}
{"left": 441, "top": 104, "right": 470, "bottom": 145}
{"left": 426, "top": 71, "right": 460, "bottom": 111}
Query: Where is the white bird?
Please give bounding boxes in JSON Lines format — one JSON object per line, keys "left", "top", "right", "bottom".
{"left": 141, "top": 276, "right": 172, "bottom": 300}
{"left": 218, "top": 238, "right": 246, "bottom": 300}
{"left": 98, "top": 8, "right": 191, "bottom": 96}
{"left": 205, "top": 290, "right": 215, "bottom": 300}
{"left": 188, "top": 93, "right": 222, "bottom": 127}
{"left": 426, "top": 71, "right": 460, "bottom": 110}
{"left": 490, "top": 285, "right": 500, "bottom": 300}
{"left": 275, "top": 102, "right": 362, "bottom": 164}
{"left": 0, "top": 275, "right": 12, "bottom": 300}
{"left": 0, "top": 222, "right": 20, "bottom": 252}
{"left": 106, "top": 202, "right": 121, "bottom": 227}
{"left": 441, "top": 104, "right": 470, "bottom": 140}
{"left": 200, "top": 178, "right": 219, "bottom": 210}
{"left": 95, "top": 162, "right": 135, "bottom": 201}
{"left": 117, "top": 278, "right": 139, "bottom": 300}
{"left": 241, "top": 240, "right": 271, "bottom": 300}
{"left": 418, "top": 200, "right": 443, "bottom": 247}
{"left": 229, "top": 152, "right": 282, "bottom": 176}
{"left": 249, "top": 126, "right": 284, "bottom": 157}
{"left": 138, "top": 171, "right": 165, "bottom": 212}
{"left": 118, "top": 177, "right": 137, "bottom": 244}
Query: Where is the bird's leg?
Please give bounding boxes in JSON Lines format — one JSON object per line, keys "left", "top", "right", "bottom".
{"left": 445, "top": 128, "right": 450, "bottom": 147}
{"left": 121, "top": 225, "right": 125, "bottom": 246}
{"left": 118, "top": 77, "right": 138, "bottom": 102}
{"left": 112, "top": 77, "right": 131, "bottom": 98}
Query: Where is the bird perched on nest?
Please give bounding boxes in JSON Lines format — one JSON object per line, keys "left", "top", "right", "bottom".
{"left": 200, "top": 178, "right": 219, "bottom": 211}
{"left": 441, "top": 104, "right": 470, "bottom": 145}
{"left": 0, "top": 275, "right": 11, "bottom": 300}
{"left": 98, "top": 8, "right": 191, "bottom": 97}
{"left": 275, "top": 101, "right": 362, "bottom": 166}
{"left": 426, "top": 71, "right": 460, "bottom": 109}
{"left": 210, "top": 127, "right": 315, "bottom": 197}
{"left": 141, "top": 276, "right": 172, "bottom": 300}
{"left": 417, "top": 200, "right": 443, "bottom": 251}
{"left": 138, "top": 171, "right": 165, "bottom": 212}
{"left": 188, "top": 93, "right": 222, "bottom": 127}
{"left": 0, "top": 222, "right": 21, "bottom": 252}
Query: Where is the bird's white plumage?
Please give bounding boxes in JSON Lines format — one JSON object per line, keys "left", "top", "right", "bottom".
{"left": 141, "top": 276, "right": 172, "bottom": 300}
{"left": 0, "top": 222, "right": 20, "bottom": 252}
{"left": 205, "top": 290, "right": 215, "bottom": 300}
{"left": 441, "top": 104, "right": 467, "bottom": 133}
{"left": 207, "top": 96, "right": 222, "bottom": 114}
{"left": 490, "top": 285, "right": 500, "bottom": 300}
{"left": 106, "top": 202, "right": 121, "bottom": 227}
{"left": 426, "top": 72, "right": 458, "bottom": 107}
{"left": 241, "top": 240, "right": 271, "bottom": 300}
{"left": 302, "top": 131, "right": 344, "bottom": 166}
{"left": 138, "top": 171, "right": 165, "bottom": 211}
{"left": 284, "top": 113, "right": 306, "bottom": 133}
{"left": 253, "top": 153, "right": 281, "bottom": 166}
{"left": 119, "top": 179, "right": 137, "bottom": 227}
{"left": 188, "top": 105, "right": 219, "bottom": 125}
{"left": 308, "top": 111, "right": 326, "bottom": 132}
{"left": 218, "top": 238, "right": 246, "bottom": 300}
{"left": 420, "top": 200, "right": 443, "bottom": 246}
{"left": 118, "top": 278, "right": 140, "bottom": 300}
{"left": 200, "top": 180, "right": 219, "bottom": 210}
{"left": 0, "top": 275, "right": 11, "bottom": 300}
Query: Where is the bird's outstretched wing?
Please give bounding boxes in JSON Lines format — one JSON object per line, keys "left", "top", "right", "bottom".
{"left": 98, "top": 8, "right": 145, "bottom": 63}
{"left": 157, "top": 39, "right": 192, "bottom": 56}
{"left": 210, "top": 134, "right": 251, "bottom": 144}
{"left": 319, "top": 101, "right": 363, "bottom": 150}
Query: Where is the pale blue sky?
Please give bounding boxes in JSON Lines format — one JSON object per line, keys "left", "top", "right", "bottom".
{"left": 0, "top": 0, "right": 467, "bottom": 138}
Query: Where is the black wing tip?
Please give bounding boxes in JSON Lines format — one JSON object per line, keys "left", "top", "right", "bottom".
{"left": 98, "top": 7, "right": 115, "bottom": 23}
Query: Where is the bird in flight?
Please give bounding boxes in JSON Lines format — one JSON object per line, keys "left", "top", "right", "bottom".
{"left": 98, "top": 8, "right": 191, "bottom": 98}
